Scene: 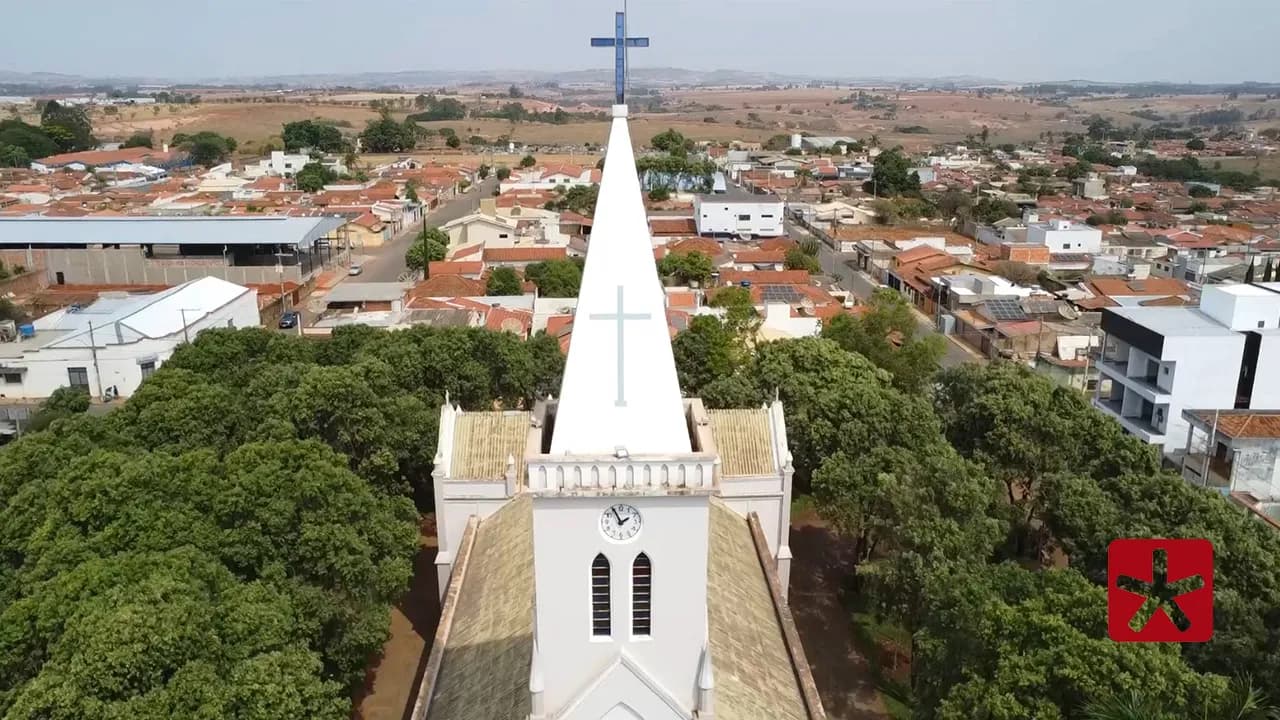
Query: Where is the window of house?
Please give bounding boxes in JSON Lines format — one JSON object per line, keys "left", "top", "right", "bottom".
{"left": 2, "top": 372, "right": 21, "bottom": 384}
{"left": 762, "top": 214, "right": 774, "bottom": 219}
{"left": 499, "top": 233, "right": 509, "bottom": 239}
{"left": 737, "top": 214, "right": 751, "bottom": 221}
{"left": 631, "top": 553, "right": 651, "bottom": 636}
{"left": 67, "top": 367, "right": 89, "bottom": 389}
{"left": 140, "top": 361, "right": 156, "bottom": 379}
{"left": 591, "top": 553, "right": 611, "bottom": 637}
{"left": 1259, "top": 321, "right": 1267, "bottom": 329}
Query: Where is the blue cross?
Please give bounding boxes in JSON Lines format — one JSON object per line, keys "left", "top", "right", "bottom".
{"left": 591, "top": 10, "right": 649, "bottom": 105}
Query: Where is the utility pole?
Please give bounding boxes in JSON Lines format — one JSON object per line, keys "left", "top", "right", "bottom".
{"left": 87, "top": 321, "right": 103, "bottom": 400}
{"left": 179, "top": 309, "right": 191, "bottom": 344}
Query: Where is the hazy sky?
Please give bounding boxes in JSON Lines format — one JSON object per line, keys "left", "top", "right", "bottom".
{"left": 3, "top": 0, "right": 1277, "bottom": 83}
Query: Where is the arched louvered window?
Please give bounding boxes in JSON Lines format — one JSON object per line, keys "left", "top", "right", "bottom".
{"left": 591, "top": 553, "right": 611, "bottom": 637}
{"left": 632, "top": 553, "right": 651, "bottom": 636}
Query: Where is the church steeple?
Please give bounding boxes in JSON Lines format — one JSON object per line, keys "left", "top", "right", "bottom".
{"left": 549, "top": 105, "right": 690, "bottom": 456}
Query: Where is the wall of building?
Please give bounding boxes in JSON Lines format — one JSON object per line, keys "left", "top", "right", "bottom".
{"left": 0, "top": 290, "right": 259, "bottom": 400}
{"left": 1028, "top": 225, "right": 1103, "bottom": 254}
{"left": 1250, "top": 335, "right": 1280, "bottom": 406}
{"left": 532, "top": 493, "right": 708, "bottom": 716}
{"left": 1231, "top": 443, "right": 1280, "bottom": 500}
{"left": 1201, "top": 287, "right": 1280, "bottom": 331}
{"left": 42, "top": 248, "right": 306, "bottom": 286}
{"left": 1157, "top": 334, "right": 1247, "bottom": 452}
{"left": 694, "top": 198, "right": 785, "bottom": 237}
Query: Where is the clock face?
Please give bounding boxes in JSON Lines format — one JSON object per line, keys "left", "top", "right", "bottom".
{"left": 600, "top": 503, "right": 642, "bottom": 542}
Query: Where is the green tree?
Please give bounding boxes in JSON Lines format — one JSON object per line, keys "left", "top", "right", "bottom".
{"left": 648, "top": 186, "right": 672, "bottom": 202}
{"left": 0, "top": 119, "right": 59, "bottom": 159}
{"left": 0, "top": 144, "right": 30, "bottom": 168}
{"left": 519, "top": 154, "right": 537, "bottom": 168}
{"left": 784, "top": 247, "right": 821, "bottom": 274}
{"left": 821, "top": 289, "right": 945, "bottom": 394}
{"left": 544, "top": 184, "right": 599, "bottom": 216}
{"left": 406, "top": 227, "right": 449, "bottom": 273}
{"left": 935, "top": 189, "right": 973, "bottom": 219}
{"left": 446, "top": 134, "right": 461, "bottom": 149}
{"left": 282, "top": 120, "right": 346, "bottom": 153}
{"left": 865, "top": 147, "right": 922, "bottom": 197}
{"left": 39, "top": 100, "right": 94, "bottom": 152}
{"left": 672, "top": 316, "right": 743, "bottom": 396}
{"left": 486, "top": 267, "right": 523, "bottom": 296}
{"left": 478, "top": 164, "right": 491, "bottom": 180}
{"left": 523, "top": 258, "right": 582, "bottom": 297}
{"left": 179, "top": 131, "right": 236, "bottom": 166}
{"left": 496, "top": 166, "right": 511, "bottom": 181}
{"left": 359, "top": 111, "right": 416, "bottom": 153}
{"left": 707, "top": 286, "right": 760, "bottom": 339}
{"left": 1186, "top": 137, "right": 1207, "bottom": 151}
{"left": 764, "top": 134, "right": 792, "bottom": 151}
{"left": 971, "top": 196, "right": 1021, "bottom": 224}
{"left": 121, "top": 131, "right": 153, "bottom": 149}
{"left": 657, "top": 251, "right": 713, "bottom": 285}
{"left": 294, "top": 162, "right": 337, "bottom": 192}
{"left": 650, "top": 128, "right": 693, "bottom": 155}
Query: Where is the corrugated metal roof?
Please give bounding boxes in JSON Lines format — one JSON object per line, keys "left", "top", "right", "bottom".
{"left": 708, "top": 408, "right": 778, "bottom": 477}
{"left": 0, "top": 216, "right": 346, "bottom": 248}
{"left": 450, "top": 411, "right": 532, "bottom": 481}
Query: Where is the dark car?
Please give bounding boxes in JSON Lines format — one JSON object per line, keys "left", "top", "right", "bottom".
{"left": 278, "top": 311, "right": 300, "bottom": 329}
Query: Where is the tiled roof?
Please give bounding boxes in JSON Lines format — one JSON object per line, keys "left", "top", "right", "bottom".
{"left": 410, "top": 275, "right": 486, "bottom": 298}
{"left": 707, "top": 409, "right": 777, "bottom": 477}
{"left": 428, "top": 261, "right": 484, "bottom": 277}
{"left": 893, "top": 245, "right": 947, "bottom": 265}
{"left": 719, "top": 269, "right": 811, "bottom": 286}
{"left": 1188, "top": 410, "right": 1280, "bottom": 440}
{"left": 450, "top": 411, "right": 532, "bottom": 481}
{"left": 1088, "top": 277, "right": 1189, "bottom": 297}
{"left": 422, "top": 496, "right": 534, "bottom": 720}
{"left": 707, "top": 499, "right": 818, "bottom": 720}
{"left": 649, "top": 217, "right": 698, "bottom": 235}
{"left": 482, "top": 247, "right": 567, "bottom": 262}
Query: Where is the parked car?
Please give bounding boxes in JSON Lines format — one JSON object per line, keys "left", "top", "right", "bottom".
{"left": 348, "top": 264, "right": 363, "bottom": 276}
{"left": 278, "top": 311, "right": 300, "bottom": 329}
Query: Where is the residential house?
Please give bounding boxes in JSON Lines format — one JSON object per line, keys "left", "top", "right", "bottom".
{"left": 693, "top": 185, "right": 785, "bottom": 238}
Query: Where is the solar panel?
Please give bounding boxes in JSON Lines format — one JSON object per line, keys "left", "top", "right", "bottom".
{"left": 983, "top": 298, "right": 1031, "bottom": 322}
{"left": 759, "top": 285, "right": 802, "bottom": 304}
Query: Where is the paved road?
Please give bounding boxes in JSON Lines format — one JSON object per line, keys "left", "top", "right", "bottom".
{"left": 352, "top": 176, "right": 498, "bottom": 284}
{"left": 793, "top": 220, "right": 980, "bottom": 368}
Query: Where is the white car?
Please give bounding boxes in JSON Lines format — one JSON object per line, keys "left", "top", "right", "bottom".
{"left": 348, "top": 265, "right": 363, "bottom": 276}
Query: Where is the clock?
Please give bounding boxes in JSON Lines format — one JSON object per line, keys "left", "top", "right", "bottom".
{"left": 600, "top": 503, "right": 642, "bottom": 542}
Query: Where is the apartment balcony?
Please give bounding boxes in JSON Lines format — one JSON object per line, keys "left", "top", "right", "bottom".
{"left": 1095, "top": 361, "right": 1171, "bottom": 402}
{"left": 1094, "top": 397, "right": 1167, "bottom": 444}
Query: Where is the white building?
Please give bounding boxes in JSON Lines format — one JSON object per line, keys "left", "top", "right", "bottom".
{"left": 1027, "top": 219, "right": 1103, "bottom": 255}
{"left": 413, "top": 104, "right": 821, "bottom": 720}
{"left": 1094, "top": 283, "right": 1280, "bottom": 454}
{"left": 693, "top": 187, "right": 785, "bottom": 238}
{"left": 246, "top": 150, "right": 347, "bottom": 178}
{"left": 0, "top": 277, "right": 258, "bottom": 401}
{"left": 499, "top": 164, "right": 599, "bottom": 193}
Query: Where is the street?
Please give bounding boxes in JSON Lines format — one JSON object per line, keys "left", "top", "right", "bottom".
{"left": 797, "top": 220, "right": 980, "bottom": 368}
{"left": 352, "top": 176, "right": 498, "bottom": 284}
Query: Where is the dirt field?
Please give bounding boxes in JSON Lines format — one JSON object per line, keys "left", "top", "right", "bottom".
{"left": 88, "top": 102, "right": 381, "bottom": 150}
{"left": 1201, "top": 154, "right": 1280, "bottom": 181}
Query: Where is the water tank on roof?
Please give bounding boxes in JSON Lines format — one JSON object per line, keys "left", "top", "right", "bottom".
{"left": 739, "top": 280, "right": 752, "bottom": 288}
{"left": 17, "top": 324, "right": 35, "bottom": 339}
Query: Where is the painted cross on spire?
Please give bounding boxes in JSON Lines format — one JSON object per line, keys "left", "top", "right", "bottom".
{"left": 591, "top": 7, "right": 649, "bottom": 105}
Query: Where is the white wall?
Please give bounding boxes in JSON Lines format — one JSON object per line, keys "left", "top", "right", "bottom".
{"left": 532, "top": 493, "right": 709, "bottom": 717}
{"left": 1200, "top": 286, "right": 1280, "bottom": 331}
{"left": 1157, "top": 334, "right": 1246, "bottom": 452}
{"left": 1027, "top": 223, "right": 1103, "bottom": 254}
{"left": 0, "top": 291, "right": 259, "bottom": 401}
{"left": 694, "top": 197, "right": 785, "bottom": 237}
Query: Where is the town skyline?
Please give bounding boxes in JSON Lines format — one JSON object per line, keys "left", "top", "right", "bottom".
{"left": 2, "top": 0, "right": 1278, "bottom": 84}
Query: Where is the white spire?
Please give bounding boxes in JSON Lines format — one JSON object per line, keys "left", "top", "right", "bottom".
{"left": 550, "top": 105, "right": 690, "bottom": 455}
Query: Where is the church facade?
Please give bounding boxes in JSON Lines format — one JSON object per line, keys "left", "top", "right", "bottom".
{"left": 411, "top": 52, "right": 824, "bottom": 718}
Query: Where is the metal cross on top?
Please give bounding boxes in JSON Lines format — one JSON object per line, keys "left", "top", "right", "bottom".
{"left": 589, "top": 285, "right": 651, "bottom": 407}
{"left": 591, "top": 8, "right": 650, "bottom": 105}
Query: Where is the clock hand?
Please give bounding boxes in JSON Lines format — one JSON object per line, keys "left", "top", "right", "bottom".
{"left": 612, "top": 508, "right": 623, "bottom": 524}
